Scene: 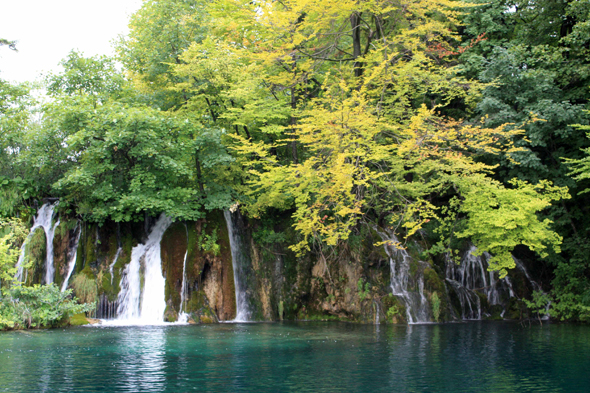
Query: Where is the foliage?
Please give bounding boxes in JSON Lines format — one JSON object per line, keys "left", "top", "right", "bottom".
{"left": 176, "top": 0, "right": 567, "bottom": 277}
{"left": 386, "top": 304, "right": 401, "bottom": 320}
{"left": 458, "top": 0, "right": 590, "bottom": 319}
{"left": 431, "top": 291, "right": 441, "bottom": 322}
{"left": 0, "top": 218, "right": 26, "bottom": 285}
{"left": 0, "top": 284, "right": 95, "bottom": 330}
{"left": 47, "top": 50, "right": 126, "bottom": 101}
{"left": 70, "top": 273, "right": 98, "bottom": 305}
{"left": 116, "top": 0, "right": 209, "bottom": 110}
{"left": 357, "top": 278, "right": 371, "bottom": 302}
{"left": 0, "top": 79, "right": 36, "bottom": 217}
{"left": 522, "top": 290, "right": 552, "bottom": 323}
{"left": 1, "top": 0, "right": 588, "bottom": 321}
{"left": 198, "top": 229, "right": 220, "bottom": 256}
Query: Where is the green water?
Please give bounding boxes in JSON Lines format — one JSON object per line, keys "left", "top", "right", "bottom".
{"left": 0, "top": 322, "right": 588, "bottom": 392}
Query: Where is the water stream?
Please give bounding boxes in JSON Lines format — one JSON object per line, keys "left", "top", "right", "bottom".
{"left": 376, "top": 228, "right": 430, "bottom": 324}
{"left": 60, "top": 223, "right": 81, "bottom": 292}
{"left": 109, "top": 247, "right": 123, "bottom": 285}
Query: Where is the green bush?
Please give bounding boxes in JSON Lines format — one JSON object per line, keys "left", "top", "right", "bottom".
{"left": 387, "top": 304, "right": 400, "bottom": 319}
{"left": 71, "top": 273, "right": 98, "bottom": 305}
{"left": 431, "top": 291, "right": 441, "bottom": 322}
{"left": 0, "top": 284, "right": 95, "bottom": 330}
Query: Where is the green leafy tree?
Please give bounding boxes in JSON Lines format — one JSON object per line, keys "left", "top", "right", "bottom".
{"left": 117, "top": 0, "right": 209, "bottom": 110}
{"left": 457, "top": 0, "right": 590, "bottom": 320}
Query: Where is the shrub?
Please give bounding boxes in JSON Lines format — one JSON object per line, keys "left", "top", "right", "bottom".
{"left": 0, "top": 284, "right": 95, "bottom": 329}
{"left": 431, "top": 291, "right": 441, "bottom": 322}
{"left": 71, "top": 273, "right": 98, "bottom": 305}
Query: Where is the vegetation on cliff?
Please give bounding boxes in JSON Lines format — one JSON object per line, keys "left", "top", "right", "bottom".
{"left": 0, "top": 0, "right": 589, "bottom": 321}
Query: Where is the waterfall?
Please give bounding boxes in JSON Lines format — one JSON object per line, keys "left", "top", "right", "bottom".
{"left": 177, "top": 250, "right": 189, "bottom": 323}
{"left": 376, "top": 228, "right": 430, "bottom": 324}
{"left": 177, "top": 224, "right": 190, "bottom": 323}
{"left": 445, "top": 245, "right": 520, "bottom": 320}
{"left": 109, "top": 247, "right": 122, "bottom": 285}
{"left": 513, "top": 256, "right": 543, "bottom": 292}
{"left": 513, "top": 255, "right": 550, "bottom": 319}
{"left": 224, "top": 210, "right": 252, "bottom": 322}
{"left": 15, "top": 202, "right": 60, "bottom": 284}
{"left": 445, "top": 278, "right": 481, "bottom": 320}
{"left": 60, "top": 223, "right": 81, "bottom": 292}
{"left": 114, "top": 214, "right": 172, "bottom": 324}
{"left": 374, "top": 300, "right": 381, "bottom": 324}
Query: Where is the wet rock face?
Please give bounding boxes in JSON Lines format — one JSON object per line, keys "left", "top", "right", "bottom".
{"left": 193, "top": 212, "right": 236, "bottom": 321}
{"left": 161, "top": 222, "right": 188, "bottom": 319}
{"left": 23, "top": 207, "right": 544, "bottom": 324}
{"left": 160, "top": 212, "right": 236, "bottom": 322}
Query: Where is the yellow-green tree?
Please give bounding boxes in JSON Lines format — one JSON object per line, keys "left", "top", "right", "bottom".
{"left": 172, "top": 0, "right": 567, "bottom": 275}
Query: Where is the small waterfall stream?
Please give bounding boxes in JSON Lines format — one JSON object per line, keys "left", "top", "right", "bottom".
{"left": 60, "top": 223, "right": 81, "bottom": 292}
{"left": 224, "top": 210, "right": 252, "bottom": 322}
{"left": 114, "top": 214, "right": 172, "bottom": 324}
{"left": 177, "top": 224, "right": 190, "bottom": 322}
{"left": 109, "top": 247, "right": 123, "bottom": 285}
{"left": 376, "top": 228, "right": 430, "bottom": 324}
{"left": 15, "top": 202, "right": 60, "bottom": 284}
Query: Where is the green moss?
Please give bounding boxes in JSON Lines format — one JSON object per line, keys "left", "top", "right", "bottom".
{"left": 382, "top": 294, "right": 407, "bottom": 324}
{"left": 423, "top": 268, "right": 444, "bottom": 293}
{"left": 68, "top": 313, "right": 90, "bottom": 326}
{"left": 298, "top": 308, "right": 349, "bottom": 322}
{"left": 83, "top": 223, "right": 97, "bottom": 271}
{"left": 55, "top": 218, "right": 78, "bottom": 240}
{"left": 23, "top": 228, "right": 46, "bottom": 285}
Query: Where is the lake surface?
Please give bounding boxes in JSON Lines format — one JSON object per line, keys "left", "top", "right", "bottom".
{"left": 0, "top": 321, "right": 588, "bottom": 392}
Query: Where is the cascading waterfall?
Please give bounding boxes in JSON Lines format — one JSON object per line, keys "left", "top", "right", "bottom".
{"left": 445, "top": 247, "right": 485, "bottom": 320}
{"left": 15, "top": 202, "right": 60, "bottom": 284}
{"left": 445, "top": 245, "right": 536, "bottom": 320}
{"left": 60, "top": 223, "right": 82, "bottom": 292}
{"left": 376, "top": 228, "right": 430, "bottom": 324}
{"left": 224, "top": 210, "right": 252, "bottom": 322}
{"left": 113, "top": 214, "right": 172, "bottom": 324}
{"left": 445, "top": 278, "right": 481, "bottom": 320}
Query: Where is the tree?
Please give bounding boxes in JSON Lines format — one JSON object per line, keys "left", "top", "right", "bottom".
{"left": 458, "top": 0, "right": 590, "bottom": 319}
{"left": 0, "top": 79, "right": 36, "bottom": 217}
{"left": 116, "top": 0, "right": 209, "bottom": 110}
{"left": 172, "top": 0, "right": 567, "bottom": 275}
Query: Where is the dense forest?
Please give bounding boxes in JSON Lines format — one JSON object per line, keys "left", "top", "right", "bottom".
{"left": 1, "top": 0, "right": 589, "bottom": 328}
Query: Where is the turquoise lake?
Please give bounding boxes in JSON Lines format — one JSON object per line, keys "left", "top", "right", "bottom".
{"left": 0, "top": 321, "right": 588, "bottom": 392}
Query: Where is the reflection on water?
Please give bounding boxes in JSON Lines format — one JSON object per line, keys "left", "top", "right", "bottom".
{"left": 0, "top": 322, "right": 588, "bottom": 392}
{"left": 117, "top": 328, "right": 167, "bottom": 392}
